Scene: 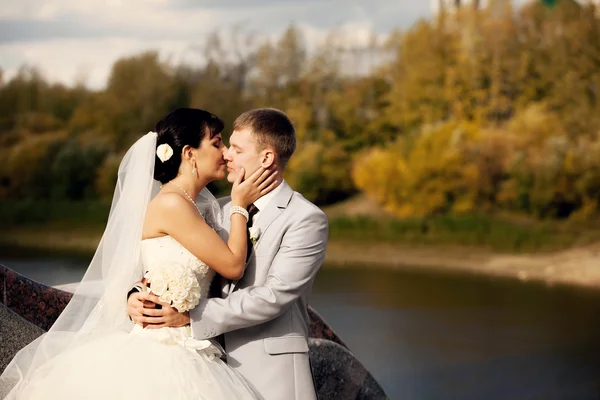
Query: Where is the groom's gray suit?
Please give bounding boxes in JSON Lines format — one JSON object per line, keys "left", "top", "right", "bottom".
{"left": 190, "top": 180, "right": 328, "bottom": 400}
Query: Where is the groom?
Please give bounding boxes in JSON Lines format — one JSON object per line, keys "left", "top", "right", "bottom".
{"left": 128, "top": 108, "right": 329, "bottom": 400}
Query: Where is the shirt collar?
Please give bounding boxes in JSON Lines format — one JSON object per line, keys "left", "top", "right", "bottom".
{"left": 253, "top": 179, "right": 285, "bottom": 212}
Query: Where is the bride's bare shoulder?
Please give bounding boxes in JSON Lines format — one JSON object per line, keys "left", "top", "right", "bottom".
{"left": 143, "top": 192, "right": 200, "bottom": 238}
{"left": 147, "top": 192, "right": 195, "bottom": 217}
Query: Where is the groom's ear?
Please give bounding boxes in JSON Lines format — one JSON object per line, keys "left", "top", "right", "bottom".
{"left": 260, "top": 148, "right": 276, "bottom": 169}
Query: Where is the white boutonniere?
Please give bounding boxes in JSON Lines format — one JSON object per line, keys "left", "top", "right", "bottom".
{"left": 249, "top": 227, "right": 261, "bottom": 245}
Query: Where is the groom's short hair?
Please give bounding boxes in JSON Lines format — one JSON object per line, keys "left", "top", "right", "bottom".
{"left": 233, "top": 108, "right": 296, "bottom": 169}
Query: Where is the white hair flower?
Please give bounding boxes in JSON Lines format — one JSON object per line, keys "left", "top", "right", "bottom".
{"left": 156, "top": 143, "right": 174, "bottom": 163}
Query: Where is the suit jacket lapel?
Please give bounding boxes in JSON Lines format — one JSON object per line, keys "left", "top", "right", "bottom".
{"left": 230, "top": 182, "right": 293, "bottom": 291}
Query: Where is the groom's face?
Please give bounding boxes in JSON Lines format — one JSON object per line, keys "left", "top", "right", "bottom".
{"left": 224, "top": 128, "right": 262, "bottom": 183}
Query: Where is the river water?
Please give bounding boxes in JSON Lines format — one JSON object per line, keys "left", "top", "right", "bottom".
{"left": 3, "top": 256, "right": 600, "bottom": 399}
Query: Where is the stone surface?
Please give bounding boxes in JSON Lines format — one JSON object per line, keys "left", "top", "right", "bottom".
{"left": 0, "top": 265, "right": 72, "bottom": 331}
{"left": 309, "top": 338, "right": 389, "bottom": 400}
{"left": 308, "top": 305, "right": 347, "bottom": 349}
{"left": 0, "top": 303, "right": 44, "bottom": 375}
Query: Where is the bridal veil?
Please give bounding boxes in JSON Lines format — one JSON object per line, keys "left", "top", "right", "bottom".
{"left": 0, "top": 131, "right": 223, "bottom": 397}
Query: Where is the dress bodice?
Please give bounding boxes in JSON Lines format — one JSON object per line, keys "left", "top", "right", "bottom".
{"left": 140, "top": 235, "right": 215, "bottom": 300}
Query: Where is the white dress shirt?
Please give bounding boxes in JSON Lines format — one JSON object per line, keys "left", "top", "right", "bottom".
{"left": 251, "top": 179, "right": 286, "bottom": 225}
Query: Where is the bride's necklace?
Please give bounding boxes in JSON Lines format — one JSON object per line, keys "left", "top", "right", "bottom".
{"left": 169, "top": 181, "right": 200, "bottom": 213}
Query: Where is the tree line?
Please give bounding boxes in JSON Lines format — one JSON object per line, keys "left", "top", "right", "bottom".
{"left": 1, "top": 1, "right": 599, "bottom": 220}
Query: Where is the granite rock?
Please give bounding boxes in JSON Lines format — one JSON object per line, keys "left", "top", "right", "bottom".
{"left": 310, "top": 338, "right": 389, "bottom": 400}
{"left": 0, "top": 303, "right": 44, "bottom": 375}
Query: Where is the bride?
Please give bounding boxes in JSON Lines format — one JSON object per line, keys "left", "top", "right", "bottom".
{"left": 0, "top": 108, "right": 277, "bottom": 399}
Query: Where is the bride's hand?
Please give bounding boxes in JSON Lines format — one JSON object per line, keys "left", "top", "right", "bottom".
{"left": 231, "top": 166, "right": 278, "bottom": 208}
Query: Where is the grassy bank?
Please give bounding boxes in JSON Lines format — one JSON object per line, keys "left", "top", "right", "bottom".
{"left": 327, "top": 214, "right": 600, "bottom": 253}
{"left": 3, "top": 199, "right": 600, "bottom": 254}
{"left": 4, "top": 199, "right": 600, "bottom": 288}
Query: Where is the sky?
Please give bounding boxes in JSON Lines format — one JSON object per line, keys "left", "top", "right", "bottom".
{"left": 0, "top": 0, "right": 435, "bottom": 89}
{"left": 0, "top": 0, "right": 538, "bottom": 90}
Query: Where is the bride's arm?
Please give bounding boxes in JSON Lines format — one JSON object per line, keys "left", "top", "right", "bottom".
{"left": 159, "top": 167, "right": 276, "bottom": 280}
{"left": 127, "top": 199, "right": 250, "bottom": 327}
{"left": 157, "top": 195, "right": 247, "bottom": 280}
{"left": 127, "top": 168, "right": 276, "bottom": 327}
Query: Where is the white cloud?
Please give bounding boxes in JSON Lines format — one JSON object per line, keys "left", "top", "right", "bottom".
{"left": 0, "top": 0, "right": 428, "bottom": 89}
{"left": 1, "top": 37, "right": 200, "bottom": 89}
{"left": 1, "top": 0, "right": 217, "bottom": 41}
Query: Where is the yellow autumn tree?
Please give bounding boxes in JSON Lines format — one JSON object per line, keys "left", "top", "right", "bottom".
{"left": 353, "top": 121, "right": 480, "bottom": 217}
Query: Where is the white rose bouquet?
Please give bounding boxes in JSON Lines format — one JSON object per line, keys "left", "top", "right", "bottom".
{"left": 144, "top": 262, "right": 201, "bottom": 312}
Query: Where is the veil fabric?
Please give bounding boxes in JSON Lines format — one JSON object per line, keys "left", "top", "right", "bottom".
{"left": 0, "top": 132, "right": 223, "bottom": 398}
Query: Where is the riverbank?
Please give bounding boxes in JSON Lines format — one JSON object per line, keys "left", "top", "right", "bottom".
{"left": 325, "top": 240, "right": 600, "bottom": 289}
{"left": 3, "top": 225, "right": 600, "bottom": 290}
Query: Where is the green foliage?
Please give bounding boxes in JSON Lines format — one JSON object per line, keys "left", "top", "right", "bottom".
{"left": 285, "top": 139, "right": 355, "bottom": 205}
{"left": 354, "top": 2, "right": 600, "bottom": 220}
{"left": 329, "top": 213, "right": 600, "bottom": 253}
{"left": 0, "top": 200, "right": 109, "bottom": 227}
{"left": 3, "top": 133, "right": 66, "bottom": 198}
{"left": 1, "top": 3, "right": 599, "bottom": 221}
{"left": 0, "top": 66, "right": 87, "bottom": 134}
{"left": 94, "top": 153, "right": 122, "bottom": 200}
{"left": 50, "top": 139, "right": 110, "bottom": 200}
{"left": 103, "top": 52, "right": 179, "bottom": 148}
{"left": 4, "top": 134, "right": 110, "bottom": 201}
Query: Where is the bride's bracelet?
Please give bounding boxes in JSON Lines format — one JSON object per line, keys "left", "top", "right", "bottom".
{"left": 230, "top": 205, "right": 249, "bottom": 223}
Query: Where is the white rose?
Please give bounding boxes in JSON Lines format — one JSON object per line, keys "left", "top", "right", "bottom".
{"left": 182, "top": 275, "right": 195, "bottom": 288}
{"left": 186, "top": 289, "right": 200, "bottom": 303}
{"left": 161, "top": 291, "right": 173, "bottom": 304}
{"left": 156, "top": 143, "right": 173, "bottom": 163}
{"left": 168, "top": 278, "right": 179, "bottom": 290}
{"left": 175, "top": 264, "right": 186, "bottom": 274}
{"left": 145, "top": 263, "right": 203, "bottom": 312}
{"left": 166, "top": 266, "right": 175, "bottom": 277}
{"left": 174, "top": 300, "right": 191, "bottom": 312}
{"left": 159, "top": 269, "right": 171, "bottom": 283}
{"left": 172, "top": 287, "right": 187, "bottom": 302}
{"left": 150, "top": 278, "right": 168, "bottom": 296}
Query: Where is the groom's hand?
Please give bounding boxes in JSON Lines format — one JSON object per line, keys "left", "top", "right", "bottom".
{"left": 127, "top": 291, "right": 157, "bottom": 328}
{"left": 138, "top": 293, "right": 191, "bottom": 329}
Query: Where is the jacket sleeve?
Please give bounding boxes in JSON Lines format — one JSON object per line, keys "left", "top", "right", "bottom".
{"left": 190, "top": 210, "right": 328, "bottom": 339}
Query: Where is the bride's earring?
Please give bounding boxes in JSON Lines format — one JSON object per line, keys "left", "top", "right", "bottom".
{"left": 191, "top": 161, "right": 197, "bottom": 177}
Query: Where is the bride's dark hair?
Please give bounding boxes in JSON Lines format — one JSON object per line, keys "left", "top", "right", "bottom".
{"left": 153, "top": 108, "right": 224, "bottom": 184}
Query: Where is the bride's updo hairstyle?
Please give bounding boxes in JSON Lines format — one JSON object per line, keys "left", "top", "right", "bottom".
{"left": 153, "top": 108, "right": 225, "bottom": 184}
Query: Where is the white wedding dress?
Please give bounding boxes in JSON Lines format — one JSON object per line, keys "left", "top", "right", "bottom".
{"left": 17, "top": 235, "right": 262, "bottom": 400}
